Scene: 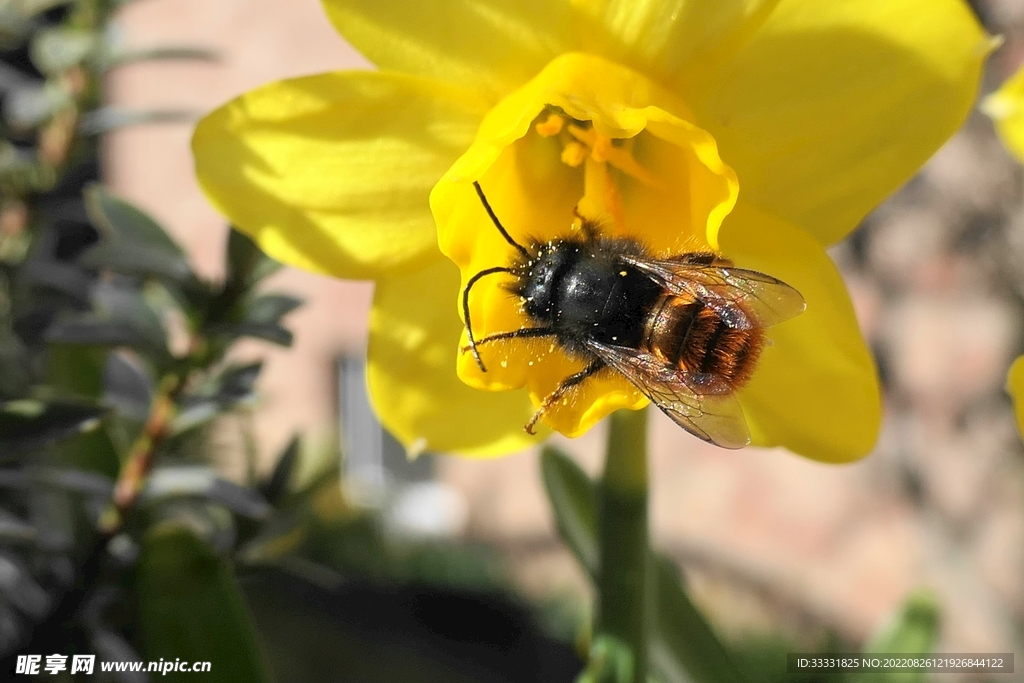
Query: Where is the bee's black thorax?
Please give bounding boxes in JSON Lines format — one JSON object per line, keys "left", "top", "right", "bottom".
{"left": 510, "top": 236, "right": 663, "bottom": 354}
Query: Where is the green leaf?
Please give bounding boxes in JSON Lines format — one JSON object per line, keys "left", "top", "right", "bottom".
{"left": 18, "top": 0, "right": 73, "bottom": 18}
{"left": 172, "top": 363, "right": 262, "bottom": 435}
{"left": 0, "top": 324, "right": 30, "bottom": 398}
{"left": 103, "top": 351, "right": 153, "bottom": 419}
{"left": 0, "top": 553, "right": 50, "bottom": 618}
{"left": 852, "top": 590, "right": 940, "bottom": 683}
{"left": 226, "top": 229, "right": 280, "bottom": 289}
{"left": 0, "top": 510, "right": 37, "bottom": 544}
{"left": 649, "top": 555, "right": 750, "bottom": 683}
{"left": 206, "top": 362, "right": 263, "bottom": 400}
{"left": 579, "top": 635, "right": 635, "bottom": 683}
{"left": 45, "top": 316, "right": 152, "bottom": 347}
{"left": 3, "top": 81, "right": 72, "bottom": 130}
{"left": 540, "top": 446, "right": 598, "bottom": 576}
{"left": 135, "top": 523, "right": 273, "bottom": 683}
{"left": 0, "top": 5, "right": 31, "bottom": 48}
{"left": 0, "top": 466, "right": 114, "bottom": 496}
{"left": 0, "top": 400, "right": 106, "bottom": 457}
{"left": 244, "top": 294, "right": 303, "bottom": 325}
{"left": 141, "top": 466, "right": 271, "bottom": 520}
{"left": 203, "top": 230, "right": 283, "bottom": 327}
{"left": 259, "top": 435, "right": 300, "bottom": 505}
{"left": 207, "top": 293, "right": 303, "bottom": 346}
{"left": 78, "top": 107, "right": 197, "bottom": 135}
{"left": 45, "top": 282, "right": 169, "bottom": 359}
{"left": 94, "top": 281, "right": 167, "bottom": 350}
{"left": 208, "top": 321, "right": 293, "bottom": 347}
{"left": 85, "top": 185, "right": 183, "bottom": 255}
{"left": 43, "top": 342, "right": 122, "bottom": 477}
{"left": 862, "top": 590, "right": 940, "bottom": 655}
{"left": 30, "top": 27, "right": 97, "bottom": 74}
{"left": 45, "top": 342, "right": 107, "bottom": 397}
{"left": 81, "top": 185, "right": 193, "bottom": 281}
{"left": 23, "top": 260, "right": 92, "bottom": 299}
{"left": 98, "top": 45, "right": 219, "bottom": 71}
{"left": 57, "top": 427, "right": 122, "bottom": 481}
{"left": 78, "top": 241, "right": 193, "bottom": 281}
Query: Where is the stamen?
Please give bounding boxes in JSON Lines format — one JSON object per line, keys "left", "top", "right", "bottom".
{"left": 544, "top": 116, "right": 664, "bottom": 234}
{"left": 566, "top": 124, "right": 664, "bottom": 190}
{"left": 590, "top": 135, "right": 612, "bottom": 163}
{"left": 535, "top": 112, "right": 565, "bottom": 137}
{"left": 583, "top": 157, "right": 626, "bottom": 232}
{"left": 561, "top": 141, "right": 588, "bottom": 167}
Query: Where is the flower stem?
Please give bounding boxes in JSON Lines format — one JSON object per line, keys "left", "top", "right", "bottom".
{"left": 596, "top": 407, "right": 649, "bottom": 682}
{"left": 98, "top": 372, "right": 184, "bottom": 533}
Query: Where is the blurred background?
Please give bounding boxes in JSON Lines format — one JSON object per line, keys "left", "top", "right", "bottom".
{"left": 5, "top": 0, "right": 1024, "bottom": 681}
{"left": 106, "top": 0, "right": 1024, "bottom": 663}
{"left": 105, "top": 0, "right": 1024, "bottom": 651}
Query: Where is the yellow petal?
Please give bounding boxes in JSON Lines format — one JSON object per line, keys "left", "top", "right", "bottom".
{"left": 720, "top": 204, "right": 882, "bottom": 462}
{"left": 320, "top": 0, "right": 571, "bottom": 100}
{"left": 983, "top": 64, "right": 1024, "bottom": 164}
{"left": 688, "top": 0, "right": 991, "bottom": 245}
{"left": 367, "top": 258, "right": 544, "bottom": 457}
{"left": 192, "top": 71, "right": 490, "bottom": 279}
{"left": 570, "top": 0, "right": 780, "bottom": 84}
{"left": 432, "top": 54, "right": 737, "bottom": 437}
{"left": 1005, "top": 356, "right": 1024, "bottom": 440}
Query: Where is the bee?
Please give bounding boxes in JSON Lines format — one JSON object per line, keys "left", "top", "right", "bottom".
{"left": 462, "top": 182, "right": 806, "bottom": 448}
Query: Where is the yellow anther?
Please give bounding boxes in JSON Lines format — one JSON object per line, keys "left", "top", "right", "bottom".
{"left": 590, "top": 134, "right": 612, "bottom": 163}
{"left": 566, "top": 123, "right": 663, "bottom": 189}
{"left": 561, "top": 141, "right": 588, "bottom": 167}
{"left": 535, "top": 112, "right": 565, "bottom": 137}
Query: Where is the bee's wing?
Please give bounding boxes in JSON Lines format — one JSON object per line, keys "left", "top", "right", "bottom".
{"left": 585, "top": 340, "right": 750, "bottom": 449}
{"left": 621, "top": 256, "right": 805, "bottom": 329}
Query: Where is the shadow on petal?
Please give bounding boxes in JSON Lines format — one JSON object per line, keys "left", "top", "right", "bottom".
{"left": 367, "top": 258, "right": 545, "bottom": 457}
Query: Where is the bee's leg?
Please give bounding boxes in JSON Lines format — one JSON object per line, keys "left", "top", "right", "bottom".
{"left": 460, "top": 327, "right": 554, "bottom": 354}
{"left": 525, "top": 360, "right": 605, "bottom": 434}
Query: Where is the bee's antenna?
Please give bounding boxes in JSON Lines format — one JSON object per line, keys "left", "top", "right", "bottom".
{"left": 463, "top": 266, "right": 512, "bottom": 372}
{"left": 473, "top": 181, "right": 530, "bottom": 259}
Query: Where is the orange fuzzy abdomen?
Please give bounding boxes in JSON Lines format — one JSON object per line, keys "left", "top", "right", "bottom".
{"left": 641, "top": 294, "right": 764, "bottom": 389}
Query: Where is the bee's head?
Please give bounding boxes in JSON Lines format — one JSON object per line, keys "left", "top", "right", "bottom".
{"left": 514, "top": 240, "right": 575, "bottom": 323}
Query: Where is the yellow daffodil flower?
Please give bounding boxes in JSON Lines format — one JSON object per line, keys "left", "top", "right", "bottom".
{"left": 193, "top": 0, "right": 989, "bottom": 462}
{"left": 984, "top": 66, "right": 1024, "bottom": 439}
{"left": 983, "top": 62, "right": 1024, "bottom": 162}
